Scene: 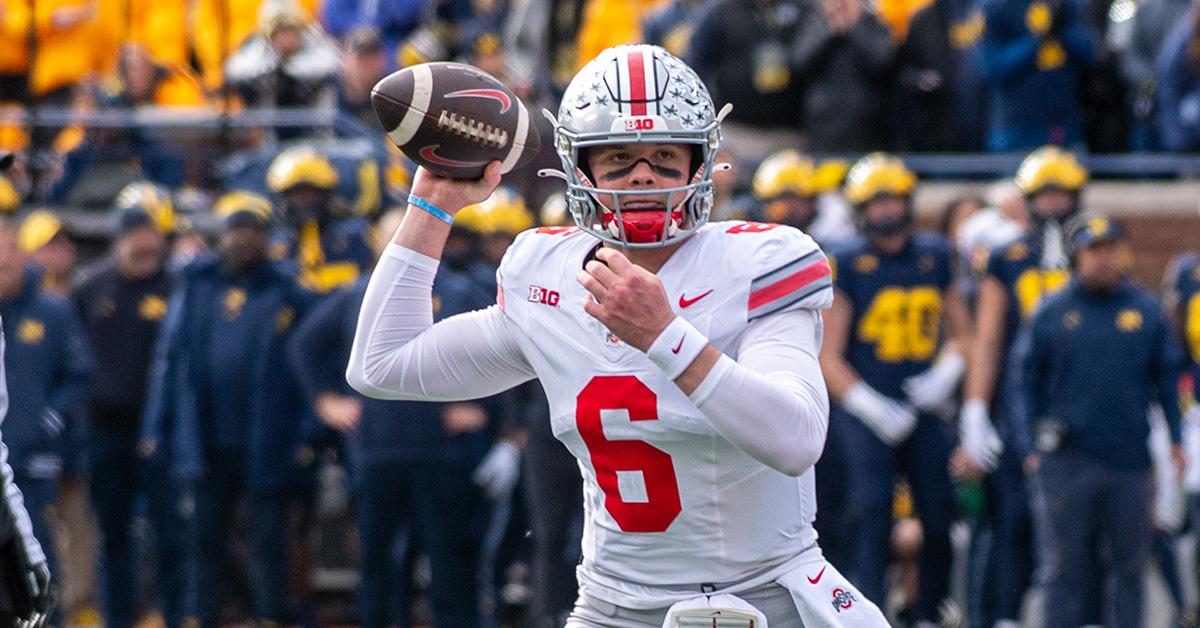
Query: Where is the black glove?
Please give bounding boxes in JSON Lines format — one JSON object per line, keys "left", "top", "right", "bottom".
{"left": 0, "top": 535, "right": 52, "bottom": 627}
{"left": 25, "top": 562, "right": 51, "bottom": 619}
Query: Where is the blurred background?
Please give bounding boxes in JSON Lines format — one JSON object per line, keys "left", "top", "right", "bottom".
{"left": 0, "top": 0, "right": 1198, "bottom": 627}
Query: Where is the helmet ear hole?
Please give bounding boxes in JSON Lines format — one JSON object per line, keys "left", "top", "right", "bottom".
{"left": 577, "top": 147, "right": 595, "bottom": 183}
{"left": 689, "top": 145, "right": 703, "bottom": 180}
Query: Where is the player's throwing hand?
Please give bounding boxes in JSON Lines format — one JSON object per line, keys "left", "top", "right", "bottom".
{"left": 577, "top": 247, "right": 675, "bottom": 352}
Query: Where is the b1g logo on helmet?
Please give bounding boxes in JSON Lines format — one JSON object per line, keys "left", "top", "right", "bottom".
{"left": 831, "top": 588, "right": 857, "bottom": 613}
{"left": 528, "top": 285, "right": 560, "bottom": 307}
{"left": 623, "top": 117, "right": 656, "bottom": 131}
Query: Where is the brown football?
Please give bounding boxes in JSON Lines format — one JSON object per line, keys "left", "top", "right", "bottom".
{"left": 372, "top": 62, "right": 540, "bottom": 180}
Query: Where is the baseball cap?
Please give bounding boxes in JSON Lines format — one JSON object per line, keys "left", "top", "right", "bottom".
{"left": 1065, "top": 211, "right": 1124, "bottom": 258}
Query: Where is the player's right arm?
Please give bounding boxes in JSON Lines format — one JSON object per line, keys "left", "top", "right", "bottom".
{"left": 963, "top": 275, "right": 1008, "bottom": 407}
{"left": 346, "top": 163, "right": 538, "bottom": 401}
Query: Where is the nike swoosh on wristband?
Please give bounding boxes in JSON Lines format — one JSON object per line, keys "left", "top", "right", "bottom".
{"left": 678, "top": 289, "right": 714, "bottom": 308}
{"left": 807, "top": 565, "right": 826, "bottom": 584}
{"left": 671, "top": 334, "right": 687, "bottom": 354}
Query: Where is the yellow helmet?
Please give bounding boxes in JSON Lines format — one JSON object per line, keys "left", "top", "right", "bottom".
{"left": 0, "top": 177, "right": 19, "bottom": 214}
{"left": 843, "top": 152, "right": 917, "bottom": 206}
{"left": 455, "top": 187, "right": 533, "bottom": 235}
{"left": 753, "top": 150, "right": 817, "bottom": 200}
{"left": 1014, "top": 146, "right": 1088, "bottom": 195}
{"left": 214, "top": 190, "right": 275, "bottom": 225}
{"left": 115, "top": 182, "right": 176, "bottom": 234}
{"left": 266, "top": 147, "right": 338, "bottom": 193}
{"left": 18, "top": 209, "right": 65, "bottom": 253}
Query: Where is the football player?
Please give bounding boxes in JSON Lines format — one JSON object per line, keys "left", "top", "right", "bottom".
{"left": 348, "top": 45, "right": 887, "bottom": 626}
{"left": 1163, "top": 251, "right": 1200, "bottom": 426}
{"left": 958, "top": 145, "right": 1088, "bottom": 627}
{"left": 818, "top": 153, "right": 969, "bottom": 623}
{"left": 265, "top": 146, "right": 374, "bottom": 294}
{"left": 748, "top": 150, "right": 855, "bottom": 245}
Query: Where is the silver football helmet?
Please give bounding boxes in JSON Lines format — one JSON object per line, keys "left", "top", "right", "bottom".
{"left": 548, "top": 44, "right": 729, "bottom": 248}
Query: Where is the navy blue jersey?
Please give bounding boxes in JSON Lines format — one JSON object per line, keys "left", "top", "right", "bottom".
{"left": 1164, "top": 252, "right": 1200, "bottom": 388}
{"left": 270, "top": 217, "right": 374, "bottom": 294}
{"left": 980, "top": 234, "right": 1070, "bottom": 416}
{"left": 831, "top": 233, "right": 955, "bottom": 399}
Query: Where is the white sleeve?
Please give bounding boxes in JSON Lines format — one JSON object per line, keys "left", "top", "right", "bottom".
{"left": 346, "top": 244, "right": 537, "bottom": 401}
{"left": 686, "top": 308, "right": 829, "bottom": 477}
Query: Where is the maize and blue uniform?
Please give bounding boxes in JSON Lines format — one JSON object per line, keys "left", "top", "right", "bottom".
{"left": 142, "top": 254, "right": 317, "bottom": 626}
{"left": 270, "top": 217, "right": 375, "bottom": 294}
{"left": 71, "top": 262, "right": 188, "bottom": 627}
{"left": 1015, "top": 278, "right": 1185, "bottom": 626}
{"left": 1165, "top": 253, "right": 1200, "bottom": 390}
{"left": 829, "top": 232, "right": 957, "bottom": 621}
{"left": 972, "top": 233, "right": 1070, "bottom": 624}
{"left": 289, "top": 272, "right": 497, "bottom": 628}
{"left": 0, "top": 269, "right": 94, "bottom": 587}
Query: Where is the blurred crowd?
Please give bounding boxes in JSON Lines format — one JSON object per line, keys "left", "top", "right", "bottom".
{"left": 3, "top": 0, "right": 1200, "bottom": 207}
{"left": 0, "top": 1, "right": 1198, "bottom": 628}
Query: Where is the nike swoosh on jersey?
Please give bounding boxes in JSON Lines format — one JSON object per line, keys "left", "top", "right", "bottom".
{"left": 678, "top": 289, "right": 714, "bottom": 308}
{"left": 807, "top": 565, "right": 826, "bottom": 584}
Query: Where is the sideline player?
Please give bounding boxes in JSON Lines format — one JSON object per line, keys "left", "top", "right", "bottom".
{"left": 348, "top": 45, "right": 888, "bottom": 626}
{"left": 819, "top": 153, "right": 968, "bottom": 623}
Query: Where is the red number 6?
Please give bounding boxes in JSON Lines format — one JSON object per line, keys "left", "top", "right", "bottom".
{"left": 576, "top": 376, "right": 682, "bottom": 533}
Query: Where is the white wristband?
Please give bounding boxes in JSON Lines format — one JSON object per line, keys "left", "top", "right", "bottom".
{"left": 646, "top": 316, "right": 708, "bottom": 380}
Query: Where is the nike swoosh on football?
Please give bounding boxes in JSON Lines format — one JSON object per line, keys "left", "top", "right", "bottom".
{"left": 671, "top": 334, "right": 687, "bottom": 354}
{"left": 678, "top": 289, "right": 714, "bottom": 308}
{"left": 807, "top": 565, "right": 826, "bottom": 584}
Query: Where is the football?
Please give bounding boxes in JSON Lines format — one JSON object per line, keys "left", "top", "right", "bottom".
{"left": 372, "top": 62, "right": 540, "bottom": 180}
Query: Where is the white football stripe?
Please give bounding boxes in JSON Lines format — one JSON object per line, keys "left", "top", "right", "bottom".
{"left": 387, "top": 64, "right": 433, "bottom": 146}
{"left": 500, "top": 97, "right": 530, "bottom": 173}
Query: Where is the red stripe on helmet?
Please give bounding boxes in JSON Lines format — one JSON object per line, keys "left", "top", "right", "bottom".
{"left": 627, "top": 50, "right": 648, "bottom": 116}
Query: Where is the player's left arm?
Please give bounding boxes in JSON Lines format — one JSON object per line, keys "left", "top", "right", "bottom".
{"left": 578, "top": 247, "right": 828, "bottom": 476}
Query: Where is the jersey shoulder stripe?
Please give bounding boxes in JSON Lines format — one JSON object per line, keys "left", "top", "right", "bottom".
{"left": 748, "top": 248, "right": 833, "bottom": 320}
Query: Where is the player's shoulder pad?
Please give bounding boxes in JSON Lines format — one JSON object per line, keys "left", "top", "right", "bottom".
{"left": 723, "top": 221, "right": 834, "bottom": 321}
{"left": 497, "top": 226, "right": 591, "bottom": 306}
{"left": 983, "top": 235, "right": 1031, "bottom": 278}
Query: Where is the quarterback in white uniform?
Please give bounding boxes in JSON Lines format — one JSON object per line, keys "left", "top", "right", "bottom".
{"left": 348, "top": 45, "right": 886, "bottom": 627}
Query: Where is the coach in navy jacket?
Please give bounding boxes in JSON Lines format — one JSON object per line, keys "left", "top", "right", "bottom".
{"left": 141, "top": 199, "right": 317, "bottom": 626}
{"left": 1014, "top": 213, "right": 1184, "bottom": 627}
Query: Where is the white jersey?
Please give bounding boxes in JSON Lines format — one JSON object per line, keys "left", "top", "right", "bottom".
{"left": 495, "top": 221, "right": 833, "bottom": 606}
{"left": 347, "top": 219, "right": 835, "bottom": 610}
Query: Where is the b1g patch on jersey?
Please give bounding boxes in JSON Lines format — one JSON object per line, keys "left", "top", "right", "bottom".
{"left": 528, "top": 284, "right": 561, "bottom": 307}
{"left": 748, "top": 249, "right": 833, "bottom": 320}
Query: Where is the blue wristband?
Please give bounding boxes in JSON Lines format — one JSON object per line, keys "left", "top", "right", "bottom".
{"left": 407, "top": 194, "right": 454, "bottom": 224}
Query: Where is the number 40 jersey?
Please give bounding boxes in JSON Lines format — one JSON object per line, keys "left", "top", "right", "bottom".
{"left": 496, "top": 221, "right": 833, "bottom": 609}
